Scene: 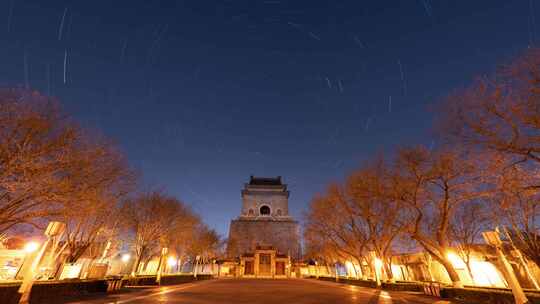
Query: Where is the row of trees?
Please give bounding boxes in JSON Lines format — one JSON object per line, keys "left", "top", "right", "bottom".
{"left": 304, "top": 49, "right": 540, "bottom": 287}
{"left": 0, "top": 88, "right": 221, "bottom": 276}
{"left": 123, "top": 191, "right": 221, "bottom": 275}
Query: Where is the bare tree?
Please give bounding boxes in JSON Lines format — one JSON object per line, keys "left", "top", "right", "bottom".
{"left": 489, "top": 154, "right": 540, "bottom": 268}
{"left": 122, "top": 191, "right": 192, "bottom": 276}
{"left": 0, "top": 88, "right": 79, "bottom": 233}
{"left": 440, "top": 48, "right": 540, "bottom": 188}
{"left": 449, "top": 201, "right": 491, "bottom": 281}
{"left": 439, "top": 48, "right": 540, "bottom": 268}
{"left": 189, "top": 225, "right": 222, "bottom": 272}
{"left": 304, "top": 184, "right": 370, "bottom": 275}
{"left": 345, "top": 157, "right": 407, "bottom": 281}
{"left": 392, "top": 146, "right": 486, "bottom": 287}
{"left": 168, "top": 211, "right": 200, "bottom": 272}
{"left": 58, "top": 135, "right": 135, "bottom": 264}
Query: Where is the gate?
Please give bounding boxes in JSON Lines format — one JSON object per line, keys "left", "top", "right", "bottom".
{"left": 245, "top": 261, "right": 254, "bottom": 275}
{"left": 259, "top": 254, "right": 271, "bottom": 276}
{"left": 276, "top": 262, "right": 285, "bottom": 275}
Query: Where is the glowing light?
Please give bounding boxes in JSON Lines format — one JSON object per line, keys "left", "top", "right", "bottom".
{"left": 470, "top": 261, "right": 506, "bottom": 287}
{"left": 374, "top": 258, "right": 383, "bottom": 269}
{"left": 121, "top": 253, "right": 131, "bottom": 262}
{"left": 24, "top": 241, "right": 40, "bottom": 253}
{"left": 345, "top": 261, "right": 361, "bottom": 279}
{"left": 380, "top": 291, "right": 392, "bottom": 299}
{"left": 391, "top": 264, "right": 405, "bottom": 280}
{"left": 167, "top": 256, "right": 177, "bottom": 267}
{"left": 447, "top": 252, "right": 466, "bottom": 269}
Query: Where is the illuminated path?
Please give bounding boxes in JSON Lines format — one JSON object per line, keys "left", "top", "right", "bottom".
{"left": 68, "top": 279, "right": 457, "bottom": 304}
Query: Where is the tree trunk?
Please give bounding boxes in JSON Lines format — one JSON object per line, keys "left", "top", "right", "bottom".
{"left": 131, "top": 254, "right": 142, "bottom": 277}
{"left": 439, "top": 256, "right": 463, "bottom": 287}
{"left": 384, "top": 261, "right": 394, "bottom": 282}
{"left": 465, "top": 261, "right": 475, "bottom": 284}
{"left": 325, "top": 263, "right": 331, "bottom": 277}
{"left": 351, "top": 262, "right": 359, "bottom": 279}
{"left": 372, "top": 263, "right": 381, "bottom": 286}
{"left": 178, "top": 257, "right": 183, "bottom": 273}
{"left": 353, "top": 257, "right": 364, "bottom": 279}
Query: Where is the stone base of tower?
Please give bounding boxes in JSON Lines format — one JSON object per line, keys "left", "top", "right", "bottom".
{"left": 217, "top": 246, "right": 293, "bottom": 279}
{"left": 227, "top": 218, "right": 301, "bottom": 260}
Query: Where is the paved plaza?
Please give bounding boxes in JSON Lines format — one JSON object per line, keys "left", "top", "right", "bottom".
{"left": 68, "top": 279, "right": 456, "bottom": 304}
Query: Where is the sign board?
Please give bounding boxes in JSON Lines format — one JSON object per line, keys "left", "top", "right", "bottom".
{"left": 59, "top": 263, "right": 82, "bottom": 280}
{"left": 88, "top": 263, "right": 108, "bottom": 279}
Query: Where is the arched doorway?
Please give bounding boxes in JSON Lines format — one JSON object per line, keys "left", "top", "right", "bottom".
{"left": 259, "top": 205, "right": 270, "bottom": 215}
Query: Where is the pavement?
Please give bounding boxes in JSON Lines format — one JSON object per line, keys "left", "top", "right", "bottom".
{"left": 66, "top": 278, "right": 458, "bottom": 304}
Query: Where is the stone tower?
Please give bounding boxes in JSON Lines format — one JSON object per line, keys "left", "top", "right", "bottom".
{"left": 227, "top": 176, "right": 301, "bottom": 259}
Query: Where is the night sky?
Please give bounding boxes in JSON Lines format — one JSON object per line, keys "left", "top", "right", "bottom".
{"left": 0, "top": 0, "right": 537, "bottom": 236}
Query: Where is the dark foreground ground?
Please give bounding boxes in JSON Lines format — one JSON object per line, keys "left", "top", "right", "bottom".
{"left": 66, "top": 279, "right": 457, "bottom": 304}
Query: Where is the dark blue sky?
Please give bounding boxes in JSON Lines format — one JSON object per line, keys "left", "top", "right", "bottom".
{"left": 1, "top": 0, "right": 537, "bottom": 236}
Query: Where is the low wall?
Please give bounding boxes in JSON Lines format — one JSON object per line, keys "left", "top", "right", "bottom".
{"left": 441, "top": 287, "right": 540, "bottom": 304}
{"left": 314, "top": 276, "right": 421, "bottom": 291}
{"left": 0, "top": 279, "right": 109, "bottom": 304}
{"left": 381, "top": 281, "right": 423, "bottom": 292}
{"left": 0, "top": 274, "right": 213, "bottom": 304}
{"left": 123, "top": 274, "right": 213, "bottom": 286}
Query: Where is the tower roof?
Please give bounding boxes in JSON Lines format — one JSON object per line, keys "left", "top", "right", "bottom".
{"left": 249, "top": 175, "right": 282, "bottom": 186}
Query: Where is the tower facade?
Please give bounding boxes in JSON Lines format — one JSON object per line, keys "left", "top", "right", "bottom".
{"left": 227, "top": 176, "right": 301, "bottom": 259}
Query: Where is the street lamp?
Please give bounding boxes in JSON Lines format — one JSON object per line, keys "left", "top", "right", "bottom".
{"left": 167, "top": 256, "right": 177, "bottom": 273}
{"left": 121, "top": 254, "right": 131, "bottom": 263}
{"left": 23, "top": 242, "right": 40, "bottom": 254}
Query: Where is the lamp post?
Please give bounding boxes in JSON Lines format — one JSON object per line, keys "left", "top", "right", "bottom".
{"left": 334, "top": 261, "right": 339, "bottom": 282}
{"left": 511, "top": 249, "right": 540, "bottom": 290}
{"left": 121, "top": 254, "right": 130, "bottom": 274}
{"left": 18, "top": 221, "right": 65, "bottom": 304}
{"left": 483, "top": 230, "right": 529, "bottom": 304}
{"left": 156, "top": 247, "right": 168, "bottom": 284}
{"left": 194, "top": 255, "right": 200, "bottom": 278}
{"left": 99, "top": 241, "right": 112, "bottom": 263}
{"left": 502, "top": 227, "right": 540, "bottom": 290}
{"left": 14, "top": 242, "right": 41, "bottom": 280}
{"left": 369, "top": 251, "right": 381, "bottom": 287}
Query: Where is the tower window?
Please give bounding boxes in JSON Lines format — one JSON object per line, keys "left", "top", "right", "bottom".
{"left": 259, "top": 205, "right": 271, "bottom": 215}
{"left": 248, "top": 209, "right": 254, "bottom": 216}
{"left": 276, "top": 209, "right": 282, "bottom": 216}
